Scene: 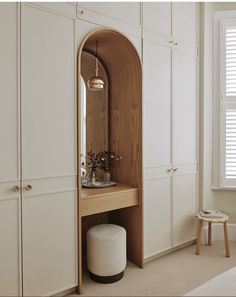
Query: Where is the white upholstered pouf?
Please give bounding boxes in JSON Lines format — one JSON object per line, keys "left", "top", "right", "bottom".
{"left": 87, "top": 224, "right": 126, "bottom": 283}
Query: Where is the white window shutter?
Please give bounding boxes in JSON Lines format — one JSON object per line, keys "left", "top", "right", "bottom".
{"left": 226, "top": 27, "right": 236, "bottom": 97}
{"left": 225, "top": 110, "right": 236, "bottom": 179}
{"left": 221, "top": 21, "right": 236, "bottom": 186}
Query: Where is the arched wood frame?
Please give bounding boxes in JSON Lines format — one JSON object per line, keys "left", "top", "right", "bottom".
{"left": 77, "top": 28, "right": 143, "bottom": 294}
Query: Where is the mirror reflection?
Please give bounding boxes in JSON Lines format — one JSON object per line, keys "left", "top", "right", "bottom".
{"left": 80, "top": 76, "right": 86, "bottom": 159}
{"left": 80, "top": 51, "right": 109, "bottom": 184}
{"left": 80, "top": 51, "right": 108, "bottom": 157}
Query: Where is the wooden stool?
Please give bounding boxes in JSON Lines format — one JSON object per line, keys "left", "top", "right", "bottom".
{"left": 195, "top": 213, "right": 230, "bottom": 257}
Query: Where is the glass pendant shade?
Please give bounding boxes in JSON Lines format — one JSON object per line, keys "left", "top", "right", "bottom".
{"left": 87, "top": 41, "right": 105, "bottom": 91}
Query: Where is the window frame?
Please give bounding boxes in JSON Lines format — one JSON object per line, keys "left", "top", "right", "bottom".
{"left": 213, "top": 11, "right": 236, "bottom": 189}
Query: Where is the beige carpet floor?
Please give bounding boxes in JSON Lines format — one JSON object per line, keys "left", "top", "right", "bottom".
{"left": 70, "top": 241, "right": 236, "bottom": 296}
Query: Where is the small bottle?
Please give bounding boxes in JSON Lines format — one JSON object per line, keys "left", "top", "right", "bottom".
{"left": 92, "top": 172, "right": 96, "bottom": 184}
{"left": 103, "top": 171, "right": 111, "bottom": 184}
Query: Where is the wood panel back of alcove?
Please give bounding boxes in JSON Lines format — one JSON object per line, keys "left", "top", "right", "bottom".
{"left": 84, "top": 30, "right": 142, "bottom": 189}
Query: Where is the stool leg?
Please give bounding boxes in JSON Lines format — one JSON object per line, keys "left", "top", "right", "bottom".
{"left": 223, "top": 221, "right": 230, "bottom": 257}
{"left": 208, "top": 222, "right": 212, "bottom": 246}
{"left": 196, "top": 219, "right": 202, "bottom": 255}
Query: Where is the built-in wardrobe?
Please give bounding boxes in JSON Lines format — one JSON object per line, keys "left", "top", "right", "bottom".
{"left": 0, "top": 2, "right": 198, "bottom": 296}
{"left": 0, "top": 3, "right": 77, "bottom": 296}
{"left": 143, "top": 3, "right": 199, "bottom": 259}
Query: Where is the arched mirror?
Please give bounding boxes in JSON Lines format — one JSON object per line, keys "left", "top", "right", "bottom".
{"left": 80, "top": 51, "right": 108, "bottom": 156}
{"left": 80, "top": 76, "right": 86, "bottom": 159}
{"left": 80, "top": 51, "right": 109, "bottom": 183}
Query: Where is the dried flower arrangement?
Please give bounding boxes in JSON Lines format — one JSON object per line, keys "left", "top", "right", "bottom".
{"left": 86, "top": 151, "right": 101, "bottom": 180}
{"left": 81, "top": 151, "right": 122, "bottom": 183}
{"left": 97, "top": 151, "right": 123, "bottom": 173}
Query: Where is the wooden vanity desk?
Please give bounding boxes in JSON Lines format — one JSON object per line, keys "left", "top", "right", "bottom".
{"left": 80, "top": 184, "right": 139, "bottom": 217}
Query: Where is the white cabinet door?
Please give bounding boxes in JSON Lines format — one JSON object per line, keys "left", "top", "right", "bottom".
{"left": 0, "top": 3, "right": 19, "bottom": 183}
{"left": 143, "top": 2, "right": 171, "bottom": 38}
{"left": 22, "top": 189, "right": 77, "bottom": 296}
{"left": 144, "top": 178, "right": 171, "bottom": 258}
{"left": 0, "top": 3, "right": 21, "bottom": 296}
{"left": 143, "top": 41, "right": 171, "bottom": 168}
{"left": 21, "top": 5, "right": 77, "bottom": 296}
{"left": 172, "top": 174, "right": 197, "bottom": 246}
{"left": 172, "top": 50, "right": 197, "bottom": 165}
{"left": 143, "top": 38, "right": 172, "bottom": 258}
{"left": 77, "top": 2, "right": 140, "bottom": 27}
{"left": 172, "top": 49, "right": 197, "bottom": 246}
{"left": 172, "top": 2, "right": 197, "bottom": 46}
{"left": 171, "top": 2, "right": 198, "bottom": 247}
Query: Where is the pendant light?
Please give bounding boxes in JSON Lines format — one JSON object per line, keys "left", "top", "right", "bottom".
{"left": 87, "top": 41, "right": 105, "bottom": 91}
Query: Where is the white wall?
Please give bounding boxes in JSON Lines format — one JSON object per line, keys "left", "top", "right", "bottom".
{"left": 202, "top": 2, "right": 236, "bottom": 223}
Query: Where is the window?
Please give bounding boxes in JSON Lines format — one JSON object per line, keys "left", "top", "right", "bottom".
{"left": 215, "top": 14, "right": 236, "bottom": 188}
{"left": 221, "top": 20, "right": 236, "bottom": 186}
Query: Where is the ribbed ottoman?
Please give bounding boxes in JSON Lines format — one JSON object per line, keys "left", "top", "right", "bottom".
{"left": 87, "top": 224, "right": 126, "bottom": 283}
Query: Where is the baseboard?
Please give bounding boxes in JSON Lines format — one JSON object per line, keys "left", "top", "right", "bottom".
{"left": 202, "top": 223, "right": 236, "bottom": 244}
{"left": 144, "top": 240, "right": 196, "bottom": 264}
{"left": 144, "top": 225, "right": 236, "bottom": 263}
{"left": 53, "top": 286, "right": 77, "bottom": 296}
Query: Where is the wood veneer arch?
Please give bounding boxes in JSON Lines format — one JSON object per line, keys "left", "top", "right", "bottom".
{"left": 77, "top": 28, "right": 143, "bottom": 294}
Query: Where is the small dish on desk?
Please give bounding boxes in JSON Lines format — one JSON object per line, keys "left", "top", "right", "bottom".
{"left": 82, "top": 181, "right": 117, "bottom": 188}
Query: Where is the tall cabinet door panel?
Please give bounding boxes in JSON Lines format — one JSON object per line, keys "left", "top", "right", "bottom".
{"left": 143, "top": 40, "right": 171, "bottom": 168}
{"left": 172, "top": 2, "right": 197, "bottom": 46}
{"left": 22, "top": 190, "right": 77, "bottom": 296}
{"left": 0, "top": 3, "right": 21, "bottom": 296}
{"left": 21, "top": 5, "right": 75, "bottom": 178}
{"left": 172, "top": 50, "right": 197, "bottom": 165}
{"left": 21, "top": 5, "right": 77, "bottom": 296}
{"left": 0, "top": 3, "right": 19, "bottom": 182}
{"left": 142, "top": 3, "right": 171, "bottom": 38}
{"left": 173, "top": 174, "right": 197, "bottom": 246}
{"left": 144, "top": 177, "right": 171, "bottom": 258}
{"left": 143, "top": 37, "right": 172, "bottom": 258}
{"left": 172, "top": 49, "right": 197, "bottom": 246}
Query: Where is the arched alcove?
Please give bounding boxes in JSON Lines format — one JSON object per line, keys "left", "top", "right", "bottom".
{"left": 77, "top": 29, "right": 143, "bottom": 293}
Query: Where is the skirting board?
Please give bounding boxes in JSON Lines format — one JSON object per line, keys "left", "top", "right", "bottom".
{"left": 144, "top": 224, "right": 236, "bottom": 263}
{"left": 53, "top": 286, "right": 77, "bottom": 296}
{"left": 144, "top": 240, "right": 196, "bottom": 263}
{"left": 201, "top": 223, "right": 236, "bottom": 245}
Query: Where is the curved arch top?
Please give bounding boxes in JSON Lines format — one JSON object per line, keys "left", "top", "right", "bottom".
{"left": 77, "top": 28, "right": 142, "bottom": 68}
